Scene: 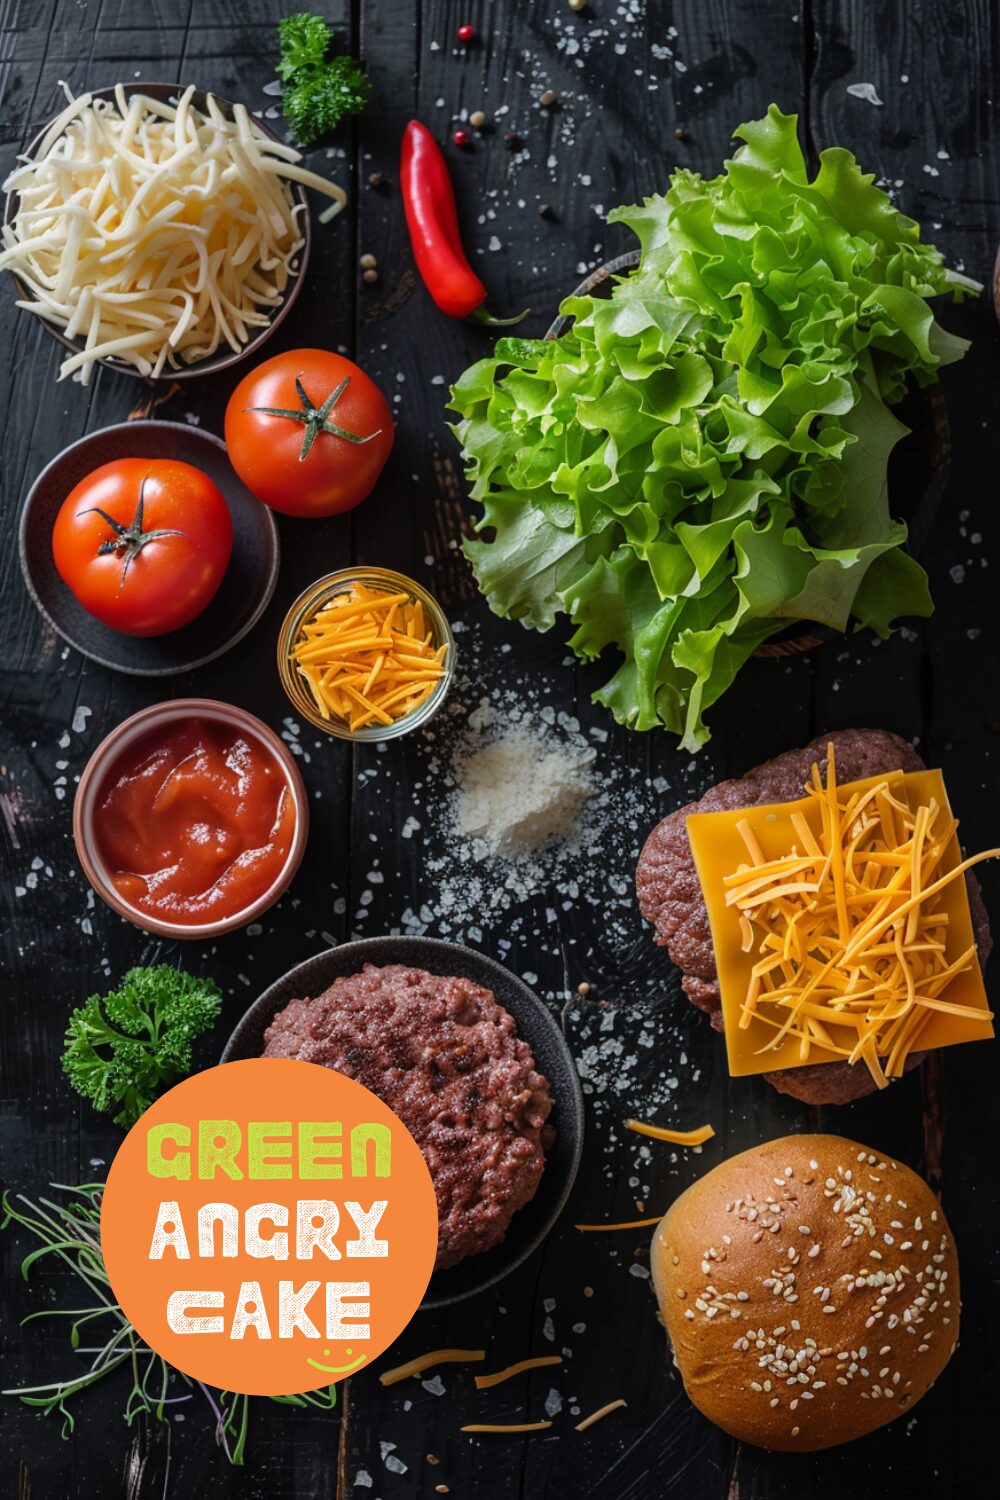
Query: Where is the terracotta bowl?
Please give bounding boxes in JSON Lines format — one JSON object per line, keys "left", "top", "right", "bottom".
{"left": 73, "top": 698, "right": 309, "bottom": 940}
{"left": 3, "top": 83, "right": 311, "bottom": 381}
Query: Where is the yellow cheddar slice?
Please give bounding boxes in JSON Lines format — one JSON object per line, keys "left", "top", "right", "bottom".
{"left": 686, "top": 755, "right": 994, "bottom": 1086}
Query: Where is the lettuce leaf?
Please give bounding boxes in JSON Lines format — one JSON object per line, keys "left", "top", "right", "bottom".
{"left": 449, "top": 105, "right": 976, "bottom": 749}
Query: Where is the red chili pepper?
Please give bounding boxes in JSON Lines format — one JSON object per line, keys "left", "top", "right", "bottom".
{"left": 400, "top": 120, "right": 528, "bottom": 326}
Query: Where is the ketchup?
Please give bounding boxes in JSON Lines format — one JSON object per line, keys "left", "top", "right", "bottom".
{"left": 94, "top": 718, "right": 295, "bottom": 925}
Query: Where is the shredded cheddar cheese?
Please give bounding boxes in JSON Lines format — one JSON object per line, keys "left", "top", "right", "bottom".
{"left": 461, "top": 1421, "right": 552, "bottom": 1434}
{"left": 474, "top": 1356, "right": 563, "bottom": 1390}
{"left": 379, "top": 1348, "right": 485, "bottom": 1387}
{"left": 574, "top": 1216, "right": 664, "bottom": 1232}
{"left": 723, "top": 745, "right": 997, "bottom": 1087}
{"left": 624, "top": 1119, "right": 715, "bottom": 1147}
{"left": 292, "top": 582, "right": 448, "bottom": 732}
{"left": 575, "top": 1398, "right": 627, "bottom": 1432}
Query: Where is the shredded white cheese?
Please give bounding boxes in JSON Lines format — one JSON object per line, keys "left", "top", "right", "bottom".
{"left": 0, "top": 83, "right": 347, "bottom": 383}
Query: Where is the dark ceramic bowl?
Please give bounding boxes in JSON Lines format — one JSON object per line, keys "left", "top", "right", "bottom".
{"left": 548, "top": 250, "right": 951, "bottom": 658}
{"left": 3, "top": 83, "right": 311, "bottom": 381}
{"left": 220, "top": 936, "right": 585, "bottom": 1310}
{"left": 20, "top": 420, "right": 279, "bottom": 675}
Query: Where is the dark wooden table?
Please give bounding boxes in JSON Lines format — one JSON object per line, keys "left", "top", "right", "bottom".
{"left": 2, "top": 2, "right": 998, "bottom": 1496}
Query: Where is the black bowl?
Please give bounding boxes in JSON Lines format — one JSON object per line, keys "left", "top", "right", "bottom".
{"left": 220, "top": 936, "right": 585, "bottom": 1310}
{"left": 20, "top": 420, "right": 280, "bottom": 675}
{"left": 3, "top": 82, "right": 311, "bottom": 381}
{"left": 548, "top": 250, "right": 951, "bottom": 659}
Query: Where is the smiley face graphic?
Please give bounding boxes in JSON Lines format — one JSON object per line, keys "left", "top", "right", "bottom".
{"left": 306, "top": 1346, "right": 367, "bottom": 1375}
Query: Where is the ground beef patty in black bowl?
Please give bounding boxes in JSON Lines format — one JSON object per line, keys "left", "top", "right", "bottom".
{"left": 221, "top": 936, "right": 584, "bottom": 1308}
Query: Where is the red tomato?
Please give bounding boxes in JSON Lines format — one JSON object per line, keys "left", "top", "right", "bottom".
{"left": 224, "top": 348, "right": 393, "bottom": 518}
{"left": 52, "top": 459, "right": 233, "bottom": 637}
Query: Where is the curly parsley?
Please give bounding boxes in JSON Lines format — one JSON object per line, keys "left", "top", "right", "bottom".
{"left": 277, "top": 13, "right": 370, "bottom": 146}
{"left": 61, "top": 965, "right": 222, "bottom": 1128}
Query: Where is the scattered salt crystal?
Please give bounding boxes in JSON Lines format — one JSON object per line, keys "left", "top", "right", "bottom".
{"left": 846, "top": 82, "right": 884, "bottom": 106}
{"left": 454, "top": 731, "right": 594, "bottom": 858}
{"left": 380, "top": 1440, "right": 407, "bottom": 1475}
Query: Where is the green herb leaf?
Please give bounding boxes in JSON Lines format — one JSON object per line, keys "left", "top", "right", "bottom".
{"left": 62, "top": 966, "right": 221, "bottom": 1129}
{"left": 450, "top": 104, "right": 976, "bottom": 746}
{"left": 277, "top": 13, "right": 370, "bottom": 145}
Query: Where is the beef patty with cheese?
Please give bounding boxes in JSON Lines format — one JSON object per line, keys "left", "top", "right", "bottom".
{"left": 636, "top": 728, "right": 992, "bottom": 1105}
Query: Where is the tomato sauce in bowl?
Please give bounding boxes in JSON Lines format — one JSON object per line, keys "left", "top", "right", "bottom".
{"left": 74, "top": 699, "right": 307, "bottom": 938}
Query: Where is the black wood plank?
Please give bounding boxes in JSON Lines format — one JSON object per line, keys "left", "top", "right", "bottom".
{"left": 1, "top": 2, "right": 997, "bottom": 1498}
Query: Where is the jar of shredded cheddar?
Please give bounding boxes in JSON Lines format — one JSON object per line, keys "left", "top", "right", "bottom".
{"left": 277, "top": 568, "right": 455, "bottom": 742}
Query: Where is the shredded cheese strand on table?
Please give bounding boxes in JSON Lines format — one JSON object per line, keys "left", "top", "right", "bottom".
{"left": 0, "top": 82, "right": 346, "bottom": 383}
{"left": 461, "top": 1421, "right": 553, "bottom": 1434}
{"left": 574, "top": 1216, "right": 664, "bottom": 1232}
{"left": 624, "top": 1119, "right": 715, "bottom": 1146}
{"left": 727, "top": 744, "right": 997, "bottom": 1087}
{"left": 474, "top": 1355, "right": 563, "bottom": 1390}
{"left": 293, "top": 583, "right": 448, "bottom": 731}
{"left": 575, "top": 1398, "right": 627, "bottom": 1432}
{"left": 378, "top": 1348, "right": 485, "bottom": 1387}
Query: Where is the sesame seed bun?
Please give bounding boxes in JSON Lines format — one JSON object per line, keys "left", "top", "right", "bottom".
{"left": 651, "top": 1134, "right": 960, "bottom": 1452}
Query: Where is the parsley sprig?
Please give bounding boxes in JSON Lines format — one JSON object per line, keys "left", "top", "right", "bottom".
{"left": 61, "top": 965, "right": 222, "bottom": 1128}
{"left": 277, "top": 13, "right": 370, "bottom": 145}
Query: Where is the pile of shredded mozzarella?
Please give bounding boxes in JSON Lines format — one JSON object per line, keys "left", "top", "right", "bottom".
{"left": 0, "top": 83, "right": 347, "bottom": 383}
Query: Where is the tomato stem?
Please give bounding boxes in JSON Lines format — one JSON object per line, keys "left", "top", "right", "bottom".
{"left": 83, "top": 477, "right": 188, "bottom": 583}
{"left": 246, "top": 374, "right": 382, "bottom": 461}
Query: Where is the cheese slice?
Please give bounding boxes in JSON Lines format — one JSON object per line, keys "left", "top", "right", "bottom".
{"left": 686, "top": 763, "right": 994, "bottom": 1083}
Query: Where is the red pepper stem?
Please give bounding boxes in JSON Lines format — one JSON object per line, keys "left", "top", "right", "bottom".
{"left": 466, "top": 305, "right": 531, "bottom": 327}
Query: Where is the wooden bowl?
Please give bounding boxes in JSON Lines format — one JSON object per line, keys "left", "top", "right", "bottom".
{"left": 548, "top": 251, "right": 951, "bottom": 658}
{"left": 3, "top": 83, "right": 311, "bottom": 381}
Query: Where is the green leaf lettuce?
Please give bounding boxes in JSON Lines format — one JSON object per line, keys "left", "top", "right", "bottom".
{"left": 450, "top": 105, "right": 976, "bottom": 749}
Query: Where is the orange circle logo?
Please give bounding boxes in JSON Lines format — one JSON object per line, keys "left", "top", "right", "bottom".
{"left": 100, "top": 1058, "right": 438, "bottom": 1396}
